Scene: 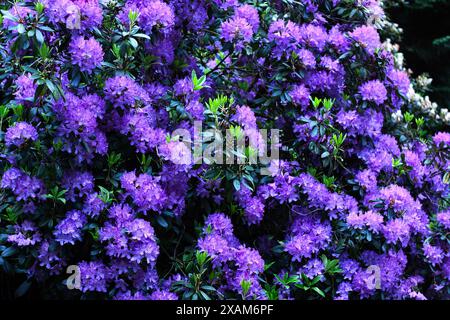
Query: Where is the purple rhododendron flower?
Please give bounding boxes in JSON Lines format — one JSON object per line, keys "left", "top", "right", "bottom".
{"left": 349, "top": 25, "right": 381, "bottom": 54}
{"left": 0, "top": 0, "right": 448, "bottom": 301}
{"left": 433, "top": 132, "right": 450, "bottom": 146}
{"left": 54, "top": 210, "right": 87, "bottom": 245}
{"left": 359, "top": 80, "right": 388, "bottom": 105}
{"left": 8, "top": 221, "right": 41, "bottom": 247}
{"left": 1, "top": 168, "right": 45, "bottom": 202}
{"left": 69, "top": 36, "right": 104, "bottom": 73}
{"left": 290, "top": 84, "right": 311, "bottom": 108}
{"left": 235, "top": 4, "right": 260, "bottom": 32}
{"left": 221, "top": 17, "right": 254, "bottom": 49}
{"left": 437, "top": 210, "right": 450, "bottom": 229}
{"left": 14, "top": 73, "right": 36, "bottom": 102}
{"left": 423, "top": 243, "right": 444, "bottom": 266}
{"left": 388, "top": 69, "right": 410, "bottom": 95}
{"left": 5, "top": 121, "right": 38, "bottom": 147}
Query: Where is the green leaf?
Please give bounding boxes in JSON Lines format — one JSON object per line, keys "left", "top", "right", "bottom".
{"left": 241, "top": 280, "right": 251, "bottom": 297}
{"left": 182, "top": 290, "right": 194, "bottom": 299}
{"left": 201, "top": 285, "right": 216, "bottom": 292}
{"left": 264, "top": 261, "right": 275, "bottom": 271}
{"left": 0, "top": 257, "right": 13, "bottom": 273}
{"left": 17, "top": 24, "right": 26, "bottom": 34}
{"left": 156, "top": 216, "right": 168, "bottom": 228}
{"left": 35, "top": 29, "right": 44, "bottom": 44}
{"left": 196, "top": 251, "right": 208, "bottom": 266}
{"left": 1, "top": 246, "right": 16, "bottom": 258}
{"left": 192, "top": 70, "right": 208, "bottom": 90}
{"left": 128, "top": 10, "right": 139, "bottom": 25}
{"left": 310, "top": 276, "right": 322, "bottom": 286}
{"left": 133, "top": 33, "right": 151, "bottom": 40}
{"left": 312, "top": 286, "right": 325, "bottom": 298}
{"left": 39, "top": 43, "right": 50, "bottom": 59}
{"left": 321, "top": 151, "right": 330, "bottom": 159}
{"left": 128, "top": 37, "right": 138, "bottom": 49}
{"left": 199, "top": 291, "right": 211, "bottom": 300}
{"left": 15, "top": 280, "right": 32, "bottom": 298}
{"left": 45, "top": 80, "right": 56, "bottom": 93}
{"left": 35, "top": 2, "right": 45, "bottom": 14}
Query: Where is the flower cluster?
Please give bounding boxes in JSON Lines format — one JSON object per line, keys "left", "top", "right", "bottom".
{"left": 198, "top": 213, "right": 266, "bottom": 298}
{"left": 69, "top": 36, "right": 104, "bottom": 73}
{"left": 5, "top": 121, "right": 38, "bottom": 147}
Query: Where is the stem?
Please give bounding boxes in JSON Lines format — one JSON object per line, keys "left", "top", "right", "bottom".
{"left": 205, "top": 50, "right": 234, "bottom": 76}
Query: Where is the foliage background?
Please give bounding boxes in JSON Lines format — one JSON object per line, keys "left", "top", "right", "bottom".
{"left": 0, "top": 0, "right": 449, "bottom": 298}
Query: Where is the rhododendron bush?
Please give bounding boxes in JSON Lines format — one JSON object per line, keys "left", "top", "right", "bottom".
{"left": 0, "top": 0, "right": 449, "bottom": 300}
